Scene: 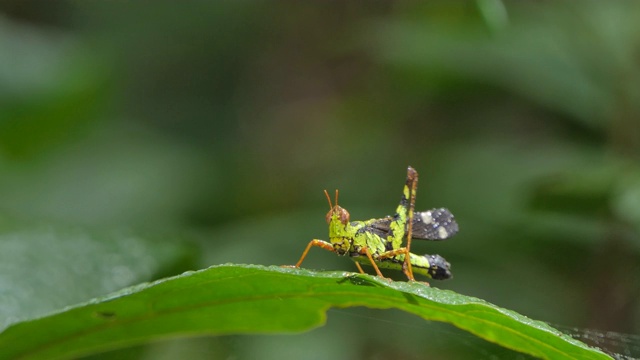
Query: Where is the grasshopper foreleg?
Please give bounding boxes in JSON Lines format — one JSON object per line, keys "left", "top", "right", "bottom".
{"left": 294, "top": 239, "right": 335, "bottom": 268}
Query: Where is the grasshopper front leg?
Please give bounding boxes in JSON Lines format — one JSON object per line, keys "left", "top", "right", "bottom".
{"left": 293, "top": 239, "right": 336, "bottom": 268}
{"left": 294, "top": 240, "right": 381, "bottom": 278}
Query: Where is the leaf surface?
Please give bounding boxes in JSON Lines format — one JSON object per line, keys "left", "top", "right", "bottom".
{"left": 0, "top": 264, "right": 611, "bottom": 360}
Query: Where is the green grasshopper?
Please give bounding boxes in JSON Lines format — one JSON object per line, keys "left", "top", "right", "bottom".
{"left": 293, "top": 166, "right": 457, "bottom": 282}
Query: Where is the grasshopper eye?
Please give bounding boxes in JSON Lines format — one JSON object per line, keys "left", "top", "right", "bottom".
{"left": 337, "top": 207, "right": 350, "bottom": 224}
{"left": 325, "top": 210, "right": 333, "bottom": 224}
{"left": 341, "top": 208, "right": 350, "bottom": 224}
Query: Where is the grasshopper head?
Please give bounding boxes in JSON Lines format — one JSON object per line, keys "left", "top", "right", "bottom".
{"left": 324, "top": 190, "right": 351, "bottom": 255}
{"left": 324, "top": 190, "right": 350, "bottom": 225}
{"left": 325, "top": 206, "right": 350, "bottom": 225}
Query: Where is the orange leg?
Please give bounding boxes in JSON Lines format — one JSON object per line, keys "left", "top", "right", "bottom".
{"left": 362, "top": 247, "right": 387, "bottom": 278}
{"left": 353, "top": 261, "right": 366, "bottom": 274}
{"left": 403, "top": 249, "right": 414, "bottom": 281}
{"left": 377, "top": 247, "right": 409, "bottom": 260}
{"left": 376, "top": 247, "right": 421, "bottom": 283}
{"left": 294, "top": 239, "right": 334, "bottom": 268}
{"left": 375, "top": 249, "right": 431, "bottom": 286}
{"left": 403, "top": 167, "right": 418, "bottom": 281}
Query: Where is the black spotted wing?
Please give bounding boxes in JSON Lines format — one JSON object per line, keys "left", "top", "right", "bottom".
{"left": 369, "top": 208, "right": 459, "bottom": 240}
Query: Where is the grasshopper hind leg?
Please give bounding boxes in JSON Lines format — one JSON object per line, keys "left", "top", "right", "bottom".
{"left": 413, "top": 253, "right": 452, "bottom": 280}
{"left": 404, "top": 167, "right": 419, "bottom": 281}
{"left": 374, "top": 251, "right": 452, "bottom": 282}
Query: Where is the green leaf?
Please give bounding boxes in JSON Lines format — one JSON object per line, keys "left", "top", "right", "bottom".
{"left": 0, "top": 264, "right": 610, "bottom": 360}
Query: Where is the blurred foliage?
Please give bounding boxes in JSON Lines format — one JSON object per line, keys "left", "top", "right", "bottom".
{"left": 0, "top": 0, "right": 639, "bottom": 358}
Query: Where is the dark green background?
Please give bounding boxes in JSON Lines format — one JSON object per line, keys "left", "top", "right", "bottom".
{"left": 1, "top": 1, "right": 638, "bottom": 359}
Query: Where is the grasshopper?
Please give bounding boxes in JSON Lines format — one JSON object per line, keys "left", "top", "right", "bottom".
{"left": 293, "top": 166, "right": 457, "bottom": 282}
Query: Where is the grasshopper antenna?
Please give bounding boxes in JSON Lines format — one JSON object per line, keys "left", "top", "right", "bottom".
{"left": 323, "top": 190, "right": 333, "bottom": 209}
{"left": 335, "top": 189, "right": 339, "bottom": 208}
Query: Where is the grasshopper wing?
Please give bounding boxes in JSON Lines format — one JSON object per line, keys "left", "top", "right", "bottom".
{"left": 412, "top": 208, "right": 458, "bottom": 240}
{"left": 370, "top": 208, "right": 458, "bottom": 240}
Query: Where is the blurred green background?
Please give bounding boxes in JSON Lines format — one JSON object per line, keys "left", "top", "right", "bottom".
{"left": 1, "top": 1, "right": 639, "bottom": 359}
